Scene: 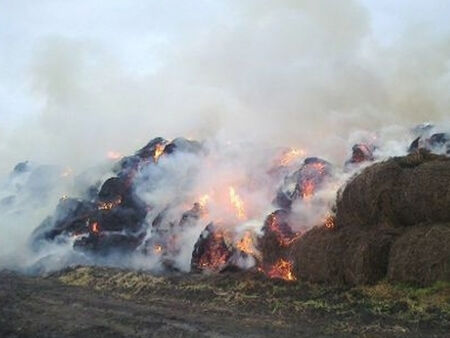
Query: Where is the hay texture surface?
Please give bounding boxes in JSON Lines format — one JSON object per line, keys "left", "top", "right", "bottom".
{"left": 291, "top": 151, "right": 450, "bottom": 286}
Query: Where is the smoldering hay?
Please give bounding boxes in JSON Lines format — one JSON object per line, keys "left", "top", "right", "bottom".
{"left": 0, "top": 0, "right": 449, "bottom": 283}
{"left": 0, "top": 124, "right": 449, "bottom": 286}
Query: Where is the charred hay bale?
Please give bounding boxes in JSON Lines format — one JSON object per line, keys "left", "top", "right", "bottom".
{"left": 290, "top": 225, "right": 400, "bottom": 285}
{"left": 336, "top": 150, "right": 450, "bottom": 228}
{"left": 258, "top": 210, "right": 297, "bottom": 265}
{"left": 387, "top": 224, "right": 450, "bottom": 286}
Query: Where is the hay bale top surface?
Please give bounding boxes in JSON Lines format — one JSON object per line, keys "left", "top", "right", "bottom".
{"left": 336, "top": 150, "right": 450, "bottom": 229}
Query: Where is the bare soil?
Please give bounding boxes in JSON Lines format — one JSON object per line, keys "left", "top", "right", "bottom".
{"left": 0, "top": 267, "right": 448, "bottom": 337}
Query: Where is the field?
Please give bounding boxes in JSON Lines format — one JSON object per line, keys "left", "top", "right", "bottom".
{"left": 1, "top": 266, "right": 448, "bottom": 337}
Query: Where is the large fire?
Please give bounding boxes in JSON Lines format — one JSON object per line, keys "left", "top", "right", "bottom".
{"left": 33, "top": 133, "right": 402, "bottom": 283}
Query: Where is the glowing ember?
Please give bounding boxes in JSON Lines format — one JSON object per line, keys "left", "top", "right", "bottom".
{"left": 153, "top": 143, "right": 165, "bottom": 163}
{"left": 301, "top": 180, "right": 315, "bottom": 199}
{"left": 98, "top": 197, "right": 122, "bottom": 211}
{"left": 267, "top": 259, "right": 296, "bottom": 281}
{"left": 153, "top": 244, "right": 163, "bottom": 254}
{"left": 229, "top": 186, "right": 246, "bottom": 220}
{"left": 266, "top": 211, "right": 300, "bottom": 247}
{"left": 324, "top": 213, "right": 336, "bottom": 229}
{"left": 311, "top": 162, "right": 326, "bottom": 173}
{"left": 198, "top": 194, "right": 210, "bottom": 209}
{"left": 91, "top": 222, "right": 100, "bottom": 234}
{"left": 236, "top": 231, "right": 258, "bottom": 257}
{"left": 280, "top": 148, "right": 306, "bottom": 166}
{"left": 198, "top": 231, "right": 231, "bottom": 270}
{"left": 191, "top": 224, "right": 233, "bottom": 272}
{"left": 107, "top": 151, "right": 122, "bottom": 160}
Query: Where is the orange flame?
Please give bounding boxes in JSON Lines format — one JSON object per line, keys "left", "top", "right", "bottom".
{"left": 198, "top": 230, "right": 232, "bottom": 271}
{"left": 229, "top": 186, "right": 246, "bottom": 220}
{"left": 98, "top": 197, "right": 122, "bottom": 211}
{"left": 198, "top": 194, "right": 210, "bottom": 209}
{"left": 301, "top": 180, "right": 315, "bottom": 199}
{"left": 153, "top": 143, "right": 165, "bottom": 163}
{"left": 311, "top": 162, "right": 326, "bottom": 173}
{"left": 236, "top": 231, "right": 258, "bottom": 257}
{"left": 91, "top": 222, "right": 100, "bottom": 234}
{"left": 267, "top": 259, "right": 296, "bottom": 281}
{"left": 267, "top": 213, "right": 301, "bottom": 247}
{"left": 153, "top": 244, "right": 163, "bottom": 255}
{"left": 324, "top": 213, "right": 336, "bottom": 230}
{"left": 280, "top": 148, "right": 306, "bottom": 166}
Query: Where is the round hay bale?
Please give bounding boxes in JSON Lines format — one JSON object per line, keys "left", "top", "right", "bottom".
{"left": 337, "top": 150, "right": 450, "bottom": 228}
{"left": 290, "top": 226, "right": 342, "bottom": 284}
{"left": 387, "top": 224, "right": 450, "bottom": 286}
{"left": 290, "top": 225, "right": 400, "bottom": 285}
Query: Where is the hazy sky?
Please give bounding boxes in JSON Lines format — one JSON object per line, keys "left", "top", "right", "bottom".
{"left": 0, "top": 0, "right": 448, "bottom": 126}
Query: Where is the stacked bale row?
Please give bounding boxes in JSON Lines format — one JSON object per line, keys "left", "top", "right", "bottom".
{"left": 291, "top": 150, "right": 450, "bottom": 286}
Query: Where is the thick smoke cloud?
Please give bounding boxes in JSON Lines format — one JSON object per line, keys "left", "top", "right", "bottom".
{"left": 0, "top": 0, "right": 449, "bottom": 272}
{"left": 0, "top": 0, "right": 449, "bottom": 174}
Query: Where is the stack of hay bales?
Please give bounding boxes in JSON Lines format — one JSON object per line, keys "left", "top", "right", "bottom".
{"left": 291, "top": 150, "right": 450, "bottom": 286}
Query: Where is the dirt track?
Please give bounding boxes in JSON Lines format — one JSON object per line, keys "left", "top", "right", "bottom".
{"left": 0, "top": 271, "right": 321, "bottom": 337}
{"left": 0, "top": 268, "right": 448, "bottom": 337}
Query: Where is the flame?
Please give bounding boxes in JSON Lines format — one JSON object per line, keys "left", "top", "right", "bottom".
{"left": 198, "top": 230, "right": 232, "bottom": 271}
{"left": 267, "top": 212, "right": 301, "bottom": 247}
{"left": 324, "top": 213, "right": 336, "bottom": 229}
{"left": 98, "top": 197, "right": 122, "bottom": 211}
{"left": 107, "top": 151, "right": 122, "bottom": 160}
{"left": 267, "top": 259, "right": 296, "bottom": 281}
{"left": 311, "top": 162, "right": 326, "bottom": 173}
{"left": 91, "top": 222, "right": 100, "bottom": 234}
{"left": 153, "top": 143, "right": 165, "bottom": 163}
{"left": 229, "top": 186, "right": 246, "bottom": 220}
{"left": 301, "top": 180, "right": 315, "bottom": 199}
{"left": 280, "top": 148, "right": 306, "bottom": 166}
{"left": 236, "top": 231, "right": 258, "bottom": 257}
{"left": 153, "top": 244, "right": 163, "bottom": 255}
{"left": 198, "top": 194, "right": 210, "bottom": 209}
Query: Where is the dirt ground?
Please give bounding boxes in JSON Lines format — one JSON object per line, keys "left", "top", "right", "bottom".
{"left": 0, "top": 267, "right": 448, "bottom": 337}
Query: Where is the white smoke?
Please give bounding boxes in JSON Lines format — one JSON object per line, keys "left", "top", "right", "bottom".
{"left": 0, "top": 0, "right": 449, "bottom": 272}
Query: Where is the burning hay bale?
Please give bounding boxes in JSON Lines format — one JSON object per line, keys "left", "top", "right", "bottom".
{"left": 336, "top": 149, "right": 450, "bottom": 228}
{"left": 274, "top": 157, "right": 332, "bottom": 209}
{"left": 344, "top": 143, "right": 375, "bottom": 169}
{"left": 258, "top": 209, "right": 299, "bottom": 265}
{"left": 387, "top": 224, "right": 450, "bottom": 286}
{"left": 191, "top": 223, "right": 235, "bottom": 272}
